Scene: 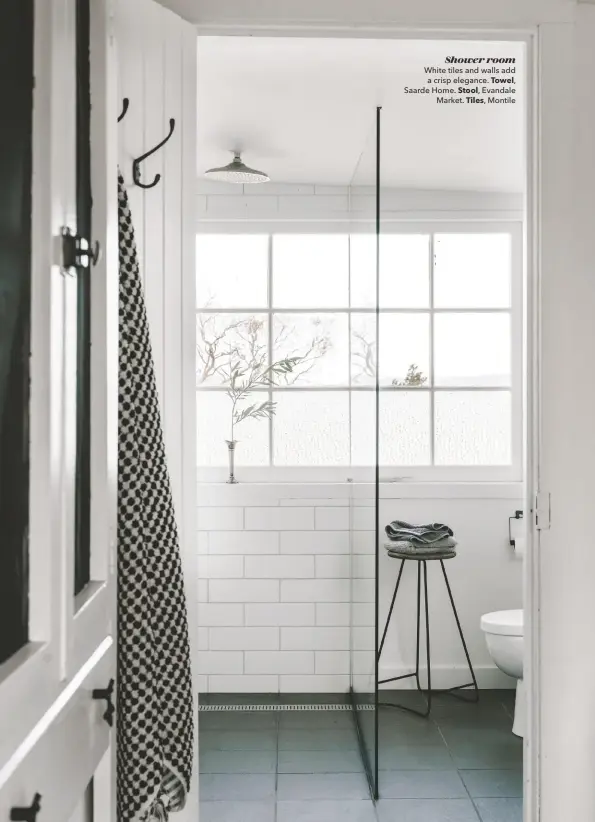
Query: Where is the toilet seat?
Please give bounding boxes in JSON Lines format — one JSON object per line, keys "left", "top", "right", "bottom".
{"left": 481, "top": 609, "right": 523, "bottom": 637}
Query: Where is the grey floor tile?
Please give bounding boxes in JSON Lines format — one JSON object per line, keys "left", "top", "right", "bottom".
{"left": 277, "top": 772, "right": 370, "bottom": 801}
{"left": 199, "top": 801, "right": 275, "bottom": 822}
{"left": 278, "top": 749, "right": 364, "bottom": 773}
{"left": 199, "top": 710, "right": 278, "bottom": 730}
{"left": 200, "top": 773, "right": 276, "bottom": 801}
{"left": 278, "top": 728, "right": 359, "bottom": 751}
{"left": 376, "top": 719, "right": 446, "bottom": 746}
{"left": 475, "top": 798, "right": 523, "bottom": 822}
{"left": 199, "top": 748, "right": 277, "bottom": 774}
{"left": 440, "top": 729, "right": 523, "bottom": 770}
{"left": 446, "top": 743, "right": 523, "bottom": 771}
{"left": 279, "top": 710, "right": 354, "bottom": 729}
{"left": 461, "top": 770, "right": 523, "bottom": 798}
{"left": 206, "top": 692, "right": 279, "bottom": 706}
{"left": 280, "top": 693, "right": 349, "bottom": 705}
{"left": 418, "top": 692, "right": 511, "bottom": 719}
{"left": 437, "top": 714, "right": 513, "bottom": 734}
{"left": 378, "top": 770, "right": 467, "bottom": 799}
{"left": 378, "top": 743, "right": 455, "bottom": 771}
{"left": 376, "top": 798, "right": 480, "bottom": 822}
{"left": 277, "top": 800, "right": 377, "bottom": 822}
{"left": 200, "top": 729, "right": 277, "bottom": 751}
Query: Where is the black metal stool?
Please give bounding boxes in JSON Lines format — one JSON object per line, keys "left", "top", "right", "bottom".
{"left": 378, "top": 552, "right": 479, "bottom": 718}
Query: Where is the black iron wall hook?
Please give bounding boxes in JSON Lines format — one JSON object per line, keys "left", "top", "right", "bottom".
{"left": 118, "top": 97, "right": 129, "bottom": 122}
{"left": 132, "top": 118, "right": 176, "bottom": 189}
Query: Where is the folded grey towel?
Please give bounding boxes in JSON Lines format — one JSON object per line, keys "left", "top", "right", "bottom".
{"left": 384, "top": 536, "right": 457, "bottom": 553}
{"left": 385, "top": 520, "right": 454, "bottom": 545}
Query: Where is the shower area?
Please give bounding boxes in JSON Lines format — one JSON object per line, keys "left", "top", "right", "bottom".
{"left": 196, "top": 34, "right": 525, "bottom": 820}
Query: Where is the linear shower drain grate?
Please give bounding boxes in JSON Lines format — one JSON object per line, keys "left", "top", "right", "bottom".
{"left": 198, "top": 702, "right": 375, "bottom": 712}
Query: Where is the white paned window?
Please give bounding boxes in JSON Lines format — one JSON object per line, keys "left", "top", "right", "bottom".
{"left": 196, "top": 224, "right": 522, "bottom": 481}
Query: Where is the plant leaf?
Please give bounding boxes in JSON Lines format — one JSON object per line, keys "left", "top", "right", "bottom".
{"left": 234, "top": 400, "right": 277, "bottom": 426}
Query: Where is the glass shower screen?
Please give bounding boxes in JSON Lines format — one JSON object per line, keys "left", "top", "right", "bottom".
{"left": 348, "top": 107, "right": 381, "bottom": 800}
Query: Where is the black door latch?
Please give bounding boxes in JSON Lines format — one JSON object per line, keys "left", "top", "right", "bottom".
{"left": 61, "top": 227, "right": 91, "bottom": 276}
{"left": 92, "top": 677, "right": 115, "bottom": 727}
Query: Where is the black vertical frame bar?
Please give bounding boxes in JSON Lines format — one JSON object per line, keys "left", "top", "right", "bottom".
{"left": 0, "top": 0, "right": 34, "bottom": 665}
{"left": 348, "top": 107, "right": 381, "bottom": 802}
{"left": 373, "top": 104, "right": 381, "bottom": 799}
{"left": 74, "top": 0, "right": 92, "bottom": 595}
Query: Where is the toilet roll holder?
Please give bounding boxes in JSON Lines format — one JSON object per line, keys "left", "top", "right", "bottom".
{"left": 509, "top": 510, "right": 524, "bottom": 547}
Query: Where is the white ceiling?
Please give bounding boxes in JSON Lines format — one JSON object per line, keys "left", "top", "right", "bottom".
{"left": 197, "top": 36, "right": 525, "bottom": 191}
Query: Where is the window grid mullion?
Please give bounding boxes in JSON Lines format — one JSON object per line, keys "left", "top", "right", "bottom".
{"left": 268, "top": 234, "right": 274, "bottom": 467}
{"left": 197, "top": 227, "right": 519, "bottom": 474}
{"left": 348, "top": 234, "right": 353, "bottom": 466}
{"left": 429, "top": 233, "right": 436, "bottom": 467}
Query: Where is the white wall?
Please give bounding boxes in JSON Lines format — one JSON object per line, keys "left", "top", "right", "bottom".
{"left": 160, "top": 0, "right": 574, "bottom": 27}
{"left": 116, "top": 0, "right": 198, "bottom": 816}
{"left": 197, "top": 482, "right": 523, "bottom": 693}
{"left": 196, "top": 181, "right": 523, "bottom": 227}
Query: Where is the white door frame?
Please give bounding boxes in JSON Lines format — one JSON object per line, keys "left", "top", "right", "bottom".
{"left": 192, "top": 17, "right": 573, "bottom": 821}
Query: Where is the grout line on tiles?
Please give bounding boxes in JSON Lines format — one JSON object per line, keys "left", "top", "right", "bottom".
{"left": 435, "top": 719, "right": 484, "bottom": 822}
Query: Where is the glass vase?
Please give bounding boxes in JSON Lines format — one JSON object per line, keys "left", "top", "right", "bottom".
{"left": 225, "top": 440, "right": 239, "bottom": 484}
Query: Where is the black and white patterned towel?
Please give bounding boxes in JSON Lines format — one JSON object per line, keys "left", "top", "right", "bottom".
{"left": 117, "top": 172, "right": 194, "bottom": 822}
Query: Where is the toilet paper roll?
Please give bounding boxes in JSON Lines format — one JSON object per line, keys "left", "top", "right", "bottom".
{"left": 513, "top": 536, "right": 526, "bottom": 557}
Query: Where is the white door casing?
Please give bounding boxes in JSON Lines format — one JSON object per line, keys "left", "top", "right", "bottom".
{"left": 0, "top": 0, "right": 118, "bottom": 819}
{"left": 186, "top": 4, "right": 595, "bottom": 820}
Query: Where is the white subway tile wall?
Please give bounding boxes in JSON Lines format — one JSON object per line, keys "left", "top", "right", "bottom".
{"left": 196, "top": 483, "right": 524, "bottom": 692}
{"left": 196, "top": 485, "right": 373, "bottom": 690}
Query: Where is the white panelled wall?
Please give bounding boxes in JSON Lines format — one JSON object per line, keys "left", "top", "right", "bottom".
{"left": 116, "top": 0, "right": 197, "bottom": 817}
{"left": 197, "top": 483, "right": 523, "bottom": 693}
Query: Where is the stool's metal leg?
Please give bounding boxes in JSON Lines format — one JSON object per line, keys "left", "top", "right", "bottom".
{"left": 378, "top": 560, "right": 429, "bottom": 717}
{"left": 423, "top": 560, "right": 432, "bottom": 715}
{"left": 390, "top": 561, "right": 430, "bottom": 719}
{"left": 439, "top": 560, "right": 479, "bottom": 703}
{"left": 414, "top": 561, "right": 422, "bottom": 690}
{"left": 378, "top": 559, "right": 405, "bottom": 659}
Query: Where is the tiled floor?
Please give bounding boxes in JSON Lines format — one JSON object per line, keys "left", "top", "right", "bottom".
{"left": 199, "top": 691, "right": 523, "bottom": 822}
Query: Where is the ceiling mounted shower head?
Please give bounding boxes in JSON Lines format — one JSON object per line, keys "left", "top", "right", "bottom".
{"left": 204, "top": 152, "right": 270, "bottom": 184}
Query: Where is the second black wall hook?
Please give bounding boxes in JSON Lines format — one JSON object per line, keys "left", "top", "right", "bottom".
{"left": 132, "top": 118, "right": 176, "bottom": 189}
{"left": 118, "top": 97, "right": 129, "bottom": 122}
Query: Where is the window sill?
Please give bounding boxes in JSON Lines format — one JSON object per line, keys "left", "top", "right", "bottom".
{"left": 196, "top": 476, "right": 524, "bottom": 500}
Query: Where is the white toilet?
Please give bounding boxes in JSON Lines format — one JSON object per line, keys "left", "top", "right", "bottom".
{"left": 481, "top": 609, "right": 524, "bottom": 737}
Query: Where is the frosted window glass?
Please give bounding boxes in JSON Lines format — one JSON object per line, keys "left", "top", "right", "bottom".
{"left": 273, "top": 313, "right": 349, "bottom": 386}
{"left": 351, "top": 392, "right": 431, "bottom": 466}
{"left": 273, "top": 392, "right": 350, "bottom": 466}
{"left": 196, "top": 391, "right": 269, "bottom": 466}
{"left": 350, "top": 234, "right": 430, "bottom": 309}
{"left": 434, "top": 233, "right": 512, "bottom": 308}
{"left": 351, "top": 314, "right": 430, "bottom": 387}
{"left": 196, "top": 234, "right": 268, "bottom": 308}
{"left": 273, "top": 235, "right": 349, "bottom": 308}
{"left": 434, "top": 313, "right": 511, "bottom": 387}
{"left": 196, "top": 314, "right": 268, "bottom": 386}
{"left": 435, "top": 391, "right": 512, "bottom": 465}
